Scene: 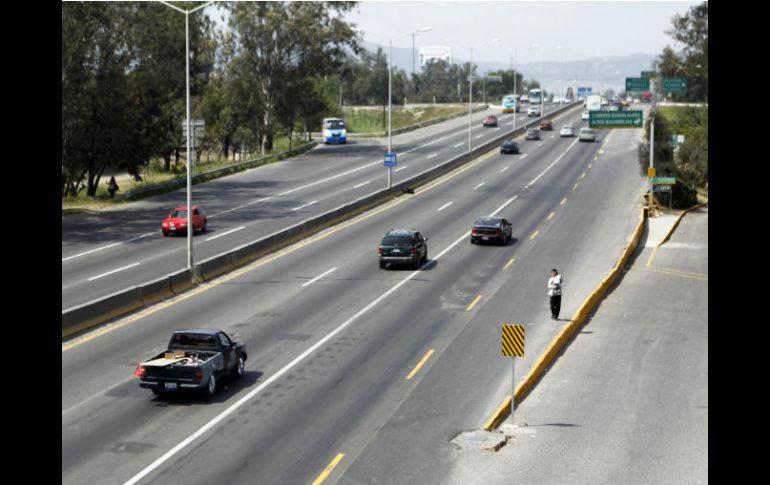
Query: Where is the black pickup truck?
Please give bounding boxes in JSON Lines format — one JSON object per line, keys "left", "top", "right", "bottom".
{"left": 134, "top": 329, "right": 247, "bottom": 397}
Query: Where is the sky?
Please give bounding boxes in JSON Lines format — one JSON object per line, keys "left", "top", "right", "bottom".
{"left": 344, "top": 1, "right": 698, "bottom": 64}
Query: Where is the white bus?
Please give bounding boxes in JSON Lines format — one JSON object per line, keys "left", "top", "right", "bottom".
{"left": 529, "top": 89, "right": 542, "bottom": 105}
{"left": 322, "top": 118, "right": 347, "bottom": 144}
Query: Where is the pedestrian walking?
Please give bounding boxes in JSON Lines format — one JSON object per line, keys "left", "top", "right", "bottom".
{"left": 548, "top": 268, "right": 563, "bottom": 320}
{"left": 107, "top": 176, "right": 119, "bottom": 198}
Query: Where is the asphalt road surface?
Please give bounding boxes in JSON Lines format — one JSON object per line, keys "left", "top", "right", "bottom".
{"left": 62, "top": 104, "right": 648, "bottom": 485}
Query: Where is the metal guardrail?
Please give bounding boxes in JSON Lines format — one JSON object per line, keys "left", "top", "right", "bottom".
{"left": 63, "top": 102, "right": 582, "bottom": 339}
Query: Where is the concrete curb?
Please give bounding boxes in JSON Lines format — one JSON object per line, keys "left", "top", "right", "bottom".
{"left": 484, "top": 206, "right": 648, "bottom": 431}
{"left": 657, "top": 200, "right": 708, "bottom": 247}
{"left": 62, "top": 102, "right": 582, "bottom": 340}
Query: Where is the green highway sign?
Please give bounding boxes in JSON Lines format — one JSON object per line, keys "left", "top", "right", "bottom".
{"left": 589, "top": 110, "right": 643, "bottom": 129}
{"left": 648, "top": 177, "right": 676, "bottom": 184}
{"left": 626, "top": 77, "right": 650, "bottom": 92}
{"left": 662, "top": 78, "right": 687, "bottom": 93}
{"left": 641, "top": 71, "right": 656, "bottom": 79}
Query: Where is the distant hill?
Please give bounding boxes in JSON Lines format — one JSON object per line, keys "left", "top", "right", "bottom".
{"left": 359, "top": 41, "right": 656, "bottom": 94}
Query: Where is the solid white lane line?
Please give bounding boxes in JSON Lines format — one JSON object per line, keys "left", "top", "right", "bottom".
{"left": 353, "top": 180, "right": 371, "bottom": 189}
{"left": 499, "top": 166, "right": 509, "bottom": 174}
{"left": 123, "top": 225, "right": 472, "bottom": 485}
{"left": 525, "top": 138, "right": 580, "bottom": 188}
{"left": 454, "top": 142, "right": 464, "bottom": 148}
{"left": 301, "top": 267, "right": 337, "bottom": 288}
{"left": 394, "top": 166, "right": 409, "bottom": 172}
{"left": 292, "top": 200, "right": 318, "bottom": 211}
{"left": 205, "top": 226, "right": 245, "bottom": 242}
{"left": 63, "top": 233, "right": 155, "bottom": 262}
{"left": 437, "top": 201, "right": 453, "bottom": 212}
{"left": 87, "top": 263, "right": 140, "bottom": 282}
{"left": 473, "top": 182, "right": 485, "bottom": 190}
{"left": 427, "top": 153, "right": 438, "bottom": 159}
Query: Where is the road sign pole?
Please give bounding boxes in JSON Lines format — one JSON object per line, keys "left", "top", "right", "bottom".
{"left": 510, "top": 357, "right": 516, "bottom": 424}
{"left": 649, "top": 116, "right": 654, "bottom": 214}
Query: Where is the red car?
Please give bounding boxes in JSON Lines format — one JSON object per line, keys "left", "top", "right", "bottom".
{"left": 540, "top": 119, "right": 554, "bottom": 130}
{"left": 482, "top": 116, "right": 499, "bottom": 127}
{"left": 162, "top": 205, "right": 208, "bottom": 236}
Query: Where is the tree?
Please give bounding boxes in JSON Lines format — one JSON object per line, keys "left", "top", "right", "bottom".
{"left": 664, "top": 2, "right": 707, "bottom": 101}
{"left": 225, "top": 2, "right": 358, "bottom": 154}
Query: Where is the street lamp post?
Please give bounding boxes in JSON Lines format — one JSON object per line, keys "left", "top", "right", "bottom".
{"left": 468, "top": 38, "right": 500, "bottom": 153}
{"left": 160, "top": 0, "right": 215, "bottom": 275}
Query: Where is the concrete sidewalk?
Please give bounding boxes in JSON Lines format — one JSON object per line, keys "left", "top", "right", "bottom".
{"left": 445, "top": 205, "right": 708, "bottom": 484}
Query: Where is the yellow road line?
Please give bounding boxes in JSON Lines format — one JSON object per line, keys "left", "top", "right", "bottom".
{"left": 63, "top": 138, "right": 504, "bottom": 352}
{"left": 594, "top": 155, "right": 598, "bottom": 161}
{"left": 466, "top": 294, "right": 482, "bottom": 311}
{"left": 588, "top": 163, "right": 593, "bottom": 169}
{"left": 645, "top": 246, "right": 659, "bottom": 267}
{"left": 312, "top": 453, "right": 345, "bottom": 485}
{"left": 530, "top": 230, "right": 539, "bottom": 240}
{"left": 406, "top": 349, "right": 435, "bottom": 380}
{"left": 641, "top": 266, "right": 708, "bottom": 281}
{"left": 572, "top": 183, "right": 578, "bottom": 190}
{"left": 503, "top": 258, "right": 515, "bottom": 270}
{"left": 560, "top": 198, "right": 567, "bottom": 206}
{"left": 580, "top": 172, "right": 586, "bottom": 179}
{"left": 547, "top": 212, "right": 555, "bottom": 221}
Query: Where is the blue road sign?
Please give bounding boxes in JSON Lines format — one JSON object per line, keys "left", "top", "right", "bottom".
{"left": 384, "top": 153, "right": 397, "bottom": 167}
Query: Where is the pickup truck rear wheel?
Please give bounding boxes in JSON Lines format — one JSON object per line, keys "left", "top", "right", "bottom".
{"left": 235, "top": 356, "right": 245, "bottom": 378}
{"left": 205, "top": 375, "right": 217, "bottom": 397}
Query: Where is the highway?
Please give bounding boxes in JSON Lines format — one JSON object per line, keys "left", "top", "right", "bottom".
{"left": 62, "top": 104, "right": 648, "bottom": 484}
{"left": 61, "top": 103, "right": 572, "bottom": 311}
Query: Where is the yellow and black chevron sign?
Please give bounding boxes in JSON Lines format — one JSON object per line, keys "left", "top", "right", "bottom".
{"left": 501, "top": 324, "right": 525, "bottom": 356}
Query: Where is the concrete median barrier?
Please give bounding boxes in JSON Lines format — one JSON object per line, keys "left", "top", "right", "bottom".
{"left": 62, "top": 103, "right": 582, "bottom": 340}
{"left": 62, "top": 287, "right": 144, "bottom": 339}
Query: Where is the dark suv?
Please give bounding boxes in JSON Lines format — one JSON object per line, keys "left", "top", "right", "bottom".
{"left": 378, "top": 229, "right": 428, "bottom": 269}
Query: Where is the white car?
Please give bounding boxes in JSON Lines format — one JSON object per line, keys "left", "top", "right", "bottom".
{"left": 609, "top": 105, "right": 619, "bottom": 111}
{"left": 559, "top": 125, "right": 575, "bottom": 137}
{"left": 579, "top": 128, "right": 596, "bottom": 142}
{"left": 527, "top": 106, "right": 541, "bottom": 117}
{"left": 581, "top": 110, "right": 590, "bottom": 120}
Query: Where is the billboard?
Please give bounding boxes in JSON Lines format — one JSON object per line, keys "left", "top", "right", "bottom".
{"left": 419, "top": 46, "right": 452, "bottom": 67}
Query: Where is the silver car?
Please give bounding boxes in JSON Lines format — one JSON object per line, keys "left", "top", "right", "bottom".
{"left": 581, "top": 110, "right": 590, "bottom": 120}
{"left": 560, "top": 125, "right": 575, "bottom": 137}
{"left": 527, "top": 106, "right": 541, "bottom": 117}
{"left": 579, "top": 128, "right": 596, "bottom": 142}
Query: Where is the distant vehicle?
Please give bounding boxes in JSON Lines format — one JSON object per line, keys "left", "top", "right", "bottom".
{"left": 540, "top": 119, "right": 554, "bottom": 130}
{"left": 470, "top": 217, "right": 512, "bottom": 245}
{"left": 500, "top": 140, "right": 520, "bottom": 154}
{"left": 609, "top": 105, "right": 619, "bottom": 111}
{"left": 135, "top": 329, "right": 247, "bottom": 397}
{"left": 581, "top": 110, "right": 590, "bottom": 121}
{"left": 641, "top": 92, "right": 653, "bottom": 103}
{"left": 529, "top": 89, "right": 543, "bottom": 105}
{"left": 579, "top": 128, "right": 596, "bottom": 142}
{"left": 560, "top": 125, "right": 576, "bottom": 137}
{"left": 564, "top": 96, "right": 573, "bottom": 103}
{"left": 483, "top": 116, "right": 499, "bottom": 127}
{"left": 552, "top": 96, "right": 561, "bottom": 104}
{"left": 527, "top": 106, "right": 541, "bottom": 117}
{"left": 585, "top": 94, "right": 602, "bottom": 112}
{"left": 526, "top": 128, "right": 541, "bottom": 140}
{"left": 322, "top": 117, "right": 346, "bottom": 144}
{"left": 621, "top": 99, "right": 631, "bottom": 108}
{"left": 600, "top": 97, "right": 609, "bottom": 107}
{"left": 520, "top": 95, "right": 530, "bottom": 104}
{"left": 162, "top": 205, "right": 207, "bottom": 236}
{"left": 502, "top": 95, "right": 520, "bottom": 113}
{"left": 378, "top": 229, "right": 428, "bottom": 269}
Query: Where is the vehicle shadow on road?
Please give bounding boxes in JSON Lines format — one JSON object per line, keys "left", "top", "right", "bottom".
{"left": 150, "top": 371, "right": 264, "bottom": 406}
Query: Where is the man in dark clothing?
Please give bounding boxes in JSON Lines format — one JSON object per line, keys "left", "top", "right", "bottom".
{"left": 107, "top": 176, "right": 119, "bottom": 198}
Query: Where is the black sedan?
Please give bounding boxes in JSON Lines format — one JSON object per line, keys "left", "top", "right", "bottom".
{"left": 500, "top": 140, "right": 520, "bottom": 154}
{"left": 470, "top": 216, "right": 513, "bottom": 245}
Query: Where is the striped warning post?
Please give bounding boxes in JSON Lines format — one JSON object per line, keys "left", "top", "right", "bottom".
{"left": 502, "top": 324, "right": 525, "bottom": 356}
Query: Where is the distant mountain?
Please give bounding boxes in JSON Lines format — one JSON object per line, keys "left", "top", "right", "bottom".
{"left": 359, "top": 41, "right": 657, "bottom": 94}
